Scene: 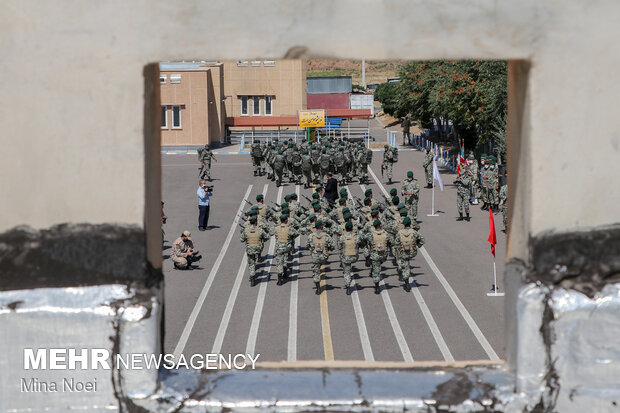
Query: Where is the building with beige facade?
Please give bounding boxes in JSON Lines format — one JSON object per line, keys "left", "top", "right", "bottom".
{"left": 222, "top": 59, "right": 307, "bottom": 124}
{"left": 159, "top": 62, "right": 225, "bottom": 146}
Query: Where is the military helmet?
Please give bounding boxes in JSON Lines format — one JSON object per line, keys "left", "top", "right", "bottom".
{"left": 363, "top": 197, "right": 371, "bottom": 205}
{"left": 315, "top": 220, "right": 323, "bottom": 228}
{"left": 343, "top": 212, "right": 352, "bottom": 220}
{"left": 371, "top": 210, "right": 379, "bottom": 217}
{"left": 256, "top": 194, "right": 264, "bottom": 201}
{"left": 345, "top": 221, "right": 353, "bottom": 231}
{"left": 339, "top": 197, "right": 347, "bottom": 205}
{"left": 281, "top": 202, "right": 289, "bottom": 208}
{"left": 364, "top": 188, "right": 372, "bottom": 196}
{"left": 278, "top": 150, "right": 283, "bottom": 155}
{"left": 339, "top": 188, "right": 348, "bottom": 195}
{"left": 313, "top": 203, "right": 321, "bottom": 211}
{"left": 373, "top": 219, "right": 382, "bottom": 228}
{"left": 407, "top": 171, "right": 413, "bottom": 178}
{"left": 399, "top": 208, "right": 408, "bottom": 216}
{"left": 384, "top": 144, "right": 389, "bottom": 149}
{"left": 397, "top": 202, "right": 405, "bottom": 210}
{"left": 392, "top": 196, "right": 400, "bottom": 205}
{"left": 402, "top": 217, "right": 411, "bottom": 226}
{"left": 249, "top": 216, "right": 257, "bottom": 223}
{"left": 280, "top": 214, "right": 288, "bottom": 221}
{"left": 282, "top": 208, "right": 290, "bottom": 215}
{"left": 312, "top": 192, "right": 320, "bottom": 199}
{"left": 389, "top": 188, "right": 397, "bottom": 197}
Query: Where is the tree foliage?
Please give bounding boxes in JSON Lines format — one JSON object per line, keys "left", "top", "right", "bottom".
{"left": 374, "top": 60, "right": 507, "bottom": 154}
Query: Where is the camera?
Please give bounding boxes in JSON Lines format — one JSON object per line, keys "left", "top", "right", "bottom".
{"left": 203, "top": 185, "right": 213, "bottom": 192}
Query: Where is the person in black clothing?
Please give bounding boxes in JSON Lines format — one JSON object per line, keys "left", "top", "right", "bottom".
{"left": 324, "top": 172, "right": 339, "bottom": 204}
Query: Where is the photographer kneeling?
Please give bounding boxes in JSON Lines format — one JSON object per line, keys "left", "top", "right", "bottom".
{"left": 172, "top": 230, "right": 202, "bottom": 270}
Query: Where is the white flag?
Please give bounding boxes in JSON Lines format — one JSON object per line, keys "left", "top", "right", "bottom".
{"left": 432, "top": 157, "right": 444, "bottom": 191}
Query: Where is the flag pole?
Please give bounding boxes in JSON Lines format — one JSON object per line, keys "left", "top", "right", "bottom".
{"left": 427, "top": 178, "right": 438, "bottom": 216}
{"left": 487, "top": 256, "right": 504, "bottom": 296}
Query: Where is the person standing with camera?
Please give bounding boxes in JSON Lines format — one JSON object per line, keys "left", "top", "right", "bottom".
{"left": 197, "top": 179, "right": 213, "bottom": 231}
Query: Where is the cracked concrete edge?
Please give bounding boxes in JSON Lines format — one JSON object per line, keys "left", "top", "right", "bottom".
{"left": 0, "top": 224, "right": 163, "bottom": 291}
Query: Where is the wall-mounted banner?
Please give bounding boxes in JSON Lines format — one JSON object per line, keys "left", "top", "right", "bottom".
{"left": 298, "top": 110, "right": 325, "bottom": 128}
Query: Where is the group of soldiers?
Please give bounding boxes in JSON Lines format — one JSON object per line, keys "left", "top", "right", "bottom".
{"left": 249, "top": 138, "right": 399, "bottom": 188}
{"left": 423, "top": 147, "right": 508, "bottom": 228}
{"left": 238, "top": 174, "right": 424, "bottom": 296}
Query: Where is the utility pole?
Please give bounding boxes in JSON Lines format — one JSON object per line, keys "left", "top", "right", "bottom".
{"left": 361, "top": 58, "right": 366, "bottom": 89}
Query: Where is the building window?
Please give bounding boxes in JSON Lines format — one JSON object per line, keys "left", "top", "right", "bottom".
{"left": 252, "top": 96, "right": 260, "bottom": 116}
{"left": 170, "top": 74, "right": 181, "bottom": 84}
{"left": 251, "top": 60, "right": 261, "bottom": 67}
{"left": 236, "top": 60, "right": 248, "bottom": 67}
{"left": 265, "top": 96, "right": 273, "bottom": 116}
{"left": 171, "top": 105, "right": 181, "bottom": 128}
{"left": 263, "top": 60, "right": 275, "bottom": 67}
{"left": 240, "top": 96, "right": 248, "bottom": 116}
{"left": 161, "top": 106, "right": 168, "bottom": 129}
{"left": 160, "top": 75, "right": 167, "bottom": 84}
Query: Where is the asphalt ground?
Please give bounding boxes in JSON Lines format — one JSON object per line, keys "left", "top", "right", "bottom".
{"left": 161, "top": 128, "right": 506, "bottom": 363}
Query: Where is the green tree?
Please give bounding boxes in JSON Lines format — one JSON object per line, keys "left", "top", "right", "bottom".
{"left": 395, "top": 60, "right": 507, "bottom": 151}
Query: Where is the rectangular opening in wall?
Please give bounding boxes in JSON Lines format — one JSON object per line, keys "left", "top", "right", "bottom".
{"left": 159, "top": 58, "right": 508, "bottom": 368}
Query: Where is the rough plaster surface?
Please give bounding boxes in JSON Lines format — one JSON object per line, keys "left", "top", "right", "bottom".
{"left": 0, "top": 285, "right": 160, "bottom": 411}
{"left": 1, "top": 0, "right": 619, "bottom": 240}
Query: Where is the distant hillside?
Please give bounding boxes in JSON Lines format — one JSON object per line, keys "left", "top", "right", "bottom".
{"left": 306, "top": 59, "right": 404, "bottom": 87}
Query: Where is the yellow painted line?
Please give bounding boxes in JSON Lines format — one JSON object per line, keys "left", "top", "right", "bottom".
{"left": 319, "top": 264, "right": 334, "bottom": 361}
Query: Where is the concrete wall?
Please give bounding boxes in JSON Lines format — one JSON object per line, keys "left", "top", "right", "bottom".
{"left": 2, "top": 0, "right": 620, "bottom": 411}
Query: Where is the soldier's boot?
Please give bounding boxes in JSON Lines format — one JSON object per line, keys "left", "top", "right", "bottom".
{"left": 314, "top": 281, "right": 321, "bottom": 295}
{"left": 388, "top": 178, "right": 392, "bottom": 185}
{"left": 254, "top": 170, "right": 257, "bottom": 176}
{"left": 250, "top": 275, "right": 256, "bottom": 287}
{"left": 403, "top": 280, "right": 411, "bottom": 292}
{"left": 365, "top": 257, "right": 371, "bottom": 267}
{"left": 277, "top": 274, "right": 283, "bottom": 286}
{"left": 465, "top": 213, "right": 470, "bottom": 222}
{"left": 374, "top": 282, "right": 381, "bottom": 295}
{"left": 345, "top": 284, "right": 352, "bottom": 296}
{"left": 456, "top": 213, "right": 464, "bottom": 221}
{"left": 481, "top": 203, "right": 488, "bottom": 210}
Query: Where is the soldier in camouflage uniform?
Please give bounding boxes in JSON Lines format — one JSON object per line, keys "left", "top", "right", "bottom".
{"left": 360, "top": 219, "right": 392, "bottom": 294}
{"left": 273, "top": 150, "right": 285, "bottom": 187}
{"left": 306, "top": 220, "right": 335, "bottom": 295}
{"left": 301, "top": 150, "right": 313, "bottom": 188}
{"left": 272, "top": 214, "right": 300, "bottom": 285}
{"left": 240, "top": 216, "right": 270, "bottom": 286}
{"left": 291, "top": 146, "right": 303, "bottom": 183}
{"left": 480, "top": 154, "right": 490, "bottom": 209}
{"left": 338, "top": 221, "right": 360, "bottom": 295}
{"left": 454, "top": 169, "right": 473, "bottom": 221}
{"left": 382, "top": 144, "right": 398, "bottom": 185}
{"left": 467, "top": 152, "right": 479, "bottom": 204}
{"left": 318, "top": 148, "right": 331, "bottom": 185}
{"left": 423, "top": 147, "right": 433, "bottom": 188}
{"left": 488, "top": 156, "right": 500, "bottom": 211}
{"left": 401, "top": 171, "right": 420, "bottom": 220}
{"left": 310, "top": 144, "right": 321, "bottom": 183}
{"left": 394, "top": 217, "right": 425, "bottom": 291}
{"left": 198, "top": 144, "right": 217, "bottom": 181}
{"left": 285, "top": 143, "right": 295, "bottom": 182}
{"left": 251, "top": 141, "right": 263, "bottom": 176}
{"left": 499, "top": 183, "right": 508, "bottom": 231}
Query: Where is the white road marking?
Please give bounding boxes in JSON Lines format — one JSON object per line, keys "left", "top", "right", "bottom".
{"left": 352, "top": 179, "right": 413, "bottom": 361}
{"left": 345, "top": 186, "right": 375, "bottom": 362}
{"left": 288, "top": 184, "right": 301, "bottom": 362}
{"left": 368, "top": 165, "right": 499, "bottom": 361}
{"left": 172, "top": 184, "right": 253, "bottom": 360}
{"left": 409, "top": 283, "right": 454, "bottom": 361}
{"left": 211, "top": 254, "right": 248, "bottom": 354}
{"left": 210, "top": 184, "right": 269, "bottom": 354}
{"left": 246, "top": 185, "right": 283, "bottom": 356}
{"left": 419, "top": 247, "right": 500, "bottom": 360}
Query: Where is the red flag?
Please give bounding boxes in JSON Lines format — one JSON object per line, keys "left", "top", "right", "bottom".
{"left": 488, "top": 207, "right": 497, "bottom": 257}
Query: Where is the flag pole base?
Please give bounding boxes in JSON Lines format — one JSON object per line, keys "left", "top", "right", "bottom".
{"left": 427, "top": 214, "right": 439, "bottom": 217}
{"left": 487, "top": 292, "right": 505, "bottom": 297}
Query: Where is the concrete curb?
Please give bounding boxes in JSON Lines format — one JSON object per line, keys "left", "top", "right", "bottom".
{"left": 161, "top": 151, "right": 250, "bottom": 155}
